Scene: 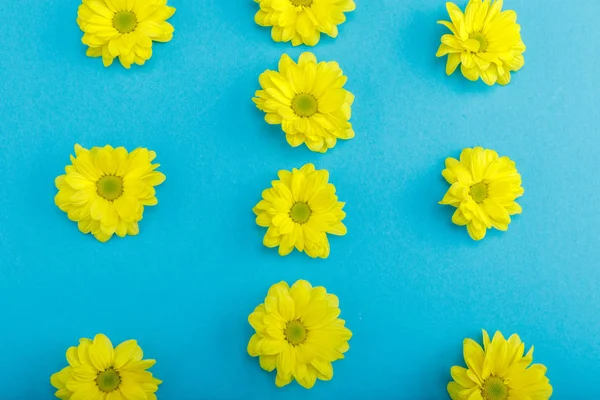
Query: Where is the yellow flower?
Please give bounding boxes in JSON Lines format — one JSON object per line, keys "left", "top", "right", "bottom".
{"left": 440, "top": 147, "right": 523, "bottom": 240}
{"left": 55, "top": 144, "right": 166, "bottom": 243}
{"left": 448, "top": 330, "right": 552, "bottom": 400}
{"left": 253, "top": 53, "right": 355, "bottom": 153}
{"left": 254, "top": 0, "right": 356, "bottom": 46}
{"left": 77, "top": 0, "right": 175, "bottom": 68}
{"left": 248, "top": 280, "right": 352, "bottom": 389}
{"left": 253, "top": 163, "right": 347, "bottom": 258}
{"left": 50, "top": 334, "right": 162, "bottom": 400}
{"left": 436, "top": 0, "right": 526, "bottom": 86}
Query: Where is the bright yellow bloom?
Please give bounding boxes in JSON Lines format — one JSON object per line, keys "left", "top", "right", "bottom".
{"left": 448, "top": 330, "right": 552, "bottom": 400}
{"left": 253, "top": 163, "right": 346, "bottom": 258}
{"left": 248, "top": 280, "right": 352, "bottom": 389}
{"left": 254, "top": 0, "right": 355, "bottom": 46}
{"left": 253, "top": 53, "right": 354, "bottom": 153}
{"left": 55, "top": 144, "right": 165, "bottom": 242}
{"left": 440, "top": 147, "right": 523, "bottom": 240}
{"left": 77, "top": 0, "right": 175, "bottom": 68}
{"left": 50, "top": 333, "right": 162, "bottom": 400}
{"left": 436, "top": 0, "right": 526, "bottom": 86}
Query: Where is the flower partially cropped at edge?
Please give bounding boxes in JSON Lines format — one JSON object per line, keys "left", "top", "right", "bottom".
{"left": 248, "top": 280, "right": 352, "bottom": 389}
{"left": 50, "top": 333, "right": 162, "bottom": 400}
{"left": 55, "top": 144, "right": 166, "bottom": 242}
{"left": 439, "top": 147, "right": 523, "bottom": 241}
{"left": 436, "top": 0, "right": 526, "bottom": 86}
{"left": 254, "top": 0, "right": 355, "bottom": 46}
{"left": 253, "top": 52, "right": 354, "bottom": 153}
{"left": 448, "top": 330, "right": 552, "bottom": 400}
{"left": 253, "top": 163, "right": 346, "bottom": 258}
{"left": 77, "top": 0, "right": 176, "bottom": 68}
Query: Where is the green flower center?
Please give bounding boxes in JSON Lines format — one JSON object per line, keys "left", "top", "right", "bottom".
{"left": 97, "top": 175, "right": 124, "bottom": 201}
{"left": 290, "top": 0, "right": 313, "bottom": 6}
{"left": 285, "top": 320, "right": 308, "bottom": 345}
{"left": 113, "top": 11, "right": 137, "bottom": 33}
{"left": 481, "top": 376, "right": 508, "bottom": 400}
{"left": 290, "top": 202, "right": 312, "bottom": 224}
{"left": 470, "top": 182, "right": 488, "bottom": 203}
{"left": 469, "top": 32, "right": 488, "bottom": 52}
{"left": 96, "top": 368, "right": 121, "bottom": 392}
{"left": 291, "top": 93, "right": 318, "bottom": 118}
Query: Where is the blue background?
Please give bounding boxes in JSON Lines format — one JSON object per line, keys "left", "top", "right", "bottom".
{"left": 0, "top": 0, "right": 598, "bottom": 398}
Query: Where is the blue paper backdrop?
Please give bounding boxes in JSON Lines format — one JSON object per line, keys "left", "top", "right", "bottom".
{"left": 1, "top": 0, "right": 599, "bottom": 398}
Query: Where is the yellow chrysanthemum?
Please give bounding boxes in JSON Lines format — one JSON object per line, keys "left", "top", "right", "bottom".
{"left": 248, "top": 280, "right": 352, "bottom": 389}
{"left": 448, "top": 330, "right": 552, "bottom": 400}
{"left": 50, "top": 334, "right": 162, "bottom": 400}
{"left": 440, "top": 147, "right": 523, "bottom": 241}
{"left": 254, "top": 0, "right": 355, "bottom": 46}
{"left": 77, "top": 0, "right": 175, "bottom": 68}
{"left": 253, "top": 163, "right": 347, "bottom": 258}
{"left": 436, "top": 0, "right": 526, "bottom": 86}
{"left": 55, "top": 144, "right": 165, "bottom": 242}
{"left": 253, "top": 53, "right": 354, "bottom": 153}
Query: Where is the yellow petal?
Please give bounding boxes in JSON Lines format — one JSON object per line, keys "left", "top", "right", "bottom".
{"left": 450, "top": 366, "right": 477, "bottom": 388}
{"left": 318, "top": 89, "right": 347, "bottom": 114}
{"left": 311, "top": 359, "right": 333, "bottom": 380}
{"left": 446, "top": 53, "right": 462, "bottom": 75}
{"left": 247, "top": 334, "right": 262, "bottom": 357}
{"left": 277, "top": 291, "right": 295, "bottom": 321}
{"left": 463, "top": 338, "right": 485, "bottom": 380}
{"left": 466, "top": 221, "right": 487, "bottom": 241}
{"left": 452, "top": 209, "right": 469, "bottom": 226}
{"left": 119, "top": 380, "right": 146, "bottom": 400}
{"left": 90, "top": 197, "right": 109, "bottom": 220}
{"left": 260, "top": 338, "right": 285, "bottom": 356}
{"left": 276, "top": 344, "right": 296, "bottom": 375}
{"left": 114, "top": 340, "right": 143, "bottom": 369}
{"left": 289, "top": 280, "right": 312, "bottom": 319}
{"left": 295, "top": 364, "right": 317, "bottom": 389}
{"left": 275, "top": 371, "right": 293, "bottom": 387}
{"left": 65, "top": 173, "right": 94, "bottom": 190}
{"left": 259, "top": 355, "right": 277, "bottom": 372}
{"left": 88, "top": 334, "right": 115, "bottom": 371}
{"left": 460, "top": 64, "right": 479, "bottom": 81}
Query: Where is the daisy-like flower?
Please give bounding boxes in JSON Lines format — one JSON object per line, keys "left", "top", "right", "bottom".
{"left": 448, "top": 330, "right": 552, "bottom": 400}
{"left": 439, "top": 147, "right": 523, "bottom": 240}
{"left": 50, "top": 333, "right": 162, "bottom": 400}
{"left": 77, "top": 0, "right": 176, "bottom": 68}
{"left": 55, "top": 144, "right": 166, "bottom": 242}
{"left": 436, "top": 0, "right": 526, "bottom": 86}
{"left": 254, "top": 0, "right": 355, "bottom": 46}
{"left": 248, "top": 280, "right": 352, "bottom": 389}
{"left": 253, "top": 163, "right": 346, "bottom": 258}
{"left": 253, "top": 53, "right": 355, "bottom": 153}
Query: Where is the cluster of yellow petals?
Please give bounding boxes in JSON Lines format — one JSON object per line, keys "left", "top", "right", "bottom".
{"left": 448, "top": 330, "right": 552, "bottom": 400}
{"left": 248, "top": 280, "right": 352, "bottom": 389}
{"left": 51, "top": 334, "right": 161, "bottom": 400}
{"left": 77, "top": 0, "right": 175, "bottom": 68}
{"left": 254, "top": 53, "right": 354, "bottom": 153}
{"left": 55, "top": 144, "right": 165, "bottom": 242}
{"left": 436, "top": 0, "right": 526, "bottom": 86}
{"left": 440, "top": 147, "right": 523, "bottom": 240}
{"left": 253, "top": 163, "right": 347, "bottom": 258}
{"left": 254, "top": 0, "right": 356, "bottom": 46}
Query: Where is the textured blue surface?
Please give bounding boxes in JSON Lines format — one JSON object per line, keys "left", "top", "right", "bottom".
{"left": 0, "top": 0, "right": 599, "bottom": 398}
